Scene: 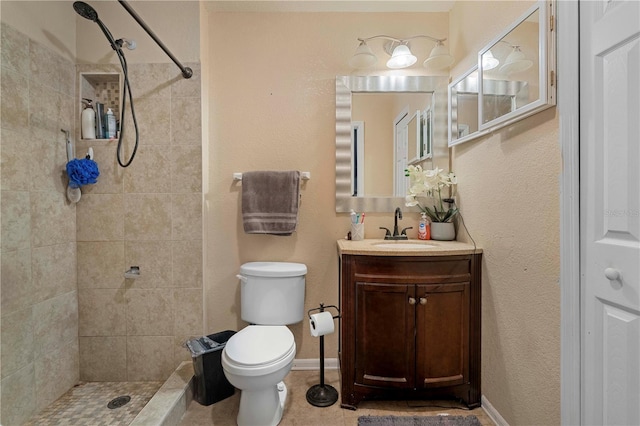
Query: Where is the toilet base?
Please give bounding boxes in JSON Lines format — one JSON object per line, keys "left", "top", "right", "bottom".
{"left": 237, "top": 381, "right": 287, "bottom": 426}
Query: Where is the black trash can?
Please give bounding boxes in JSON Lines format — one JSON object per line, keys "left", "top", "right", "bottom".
{"left": 186, "top": 330, "right": 236, "bottom": 406}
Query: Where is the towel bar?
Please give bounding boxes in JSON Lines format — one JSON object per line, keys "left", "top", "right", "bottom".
{"left": 233, "top": 171, "right": 310, "bottom": 181}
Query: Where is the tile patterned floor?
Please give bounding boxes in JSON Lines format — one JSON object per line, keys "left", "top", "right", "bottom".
{"left": 179, "top": 370, "right": 494, "bottom": 426}
{"left": 24, "top": 381, "right": 162, "bottom": 426}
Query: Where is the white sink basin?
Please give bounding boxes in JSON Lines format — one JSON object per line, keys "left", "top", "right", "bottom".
{"left": 373, "top": 242, "right": 437, "bottom": 249}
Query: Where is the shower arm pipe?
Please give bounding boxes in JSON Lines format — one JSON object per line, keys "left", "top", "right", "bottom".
{"left": 117, "top": 0, "right": 192, "bottom": 79}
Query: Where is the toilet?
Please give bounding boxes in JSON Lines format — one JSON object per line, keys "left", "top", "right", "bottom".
{"left": 221, "top": 262, "right": 307, "bottom": 426}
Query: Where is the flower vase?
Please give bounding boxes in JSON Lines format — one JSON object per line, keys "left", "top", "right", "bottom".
{"left": 431, "top": 222, "right": 455, "bottom": 241}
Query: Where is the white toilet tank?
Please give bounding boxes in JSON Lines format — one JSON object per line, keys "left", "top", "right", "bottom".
{"left": 239, "top": 262, "right": 307, "bottom": 325}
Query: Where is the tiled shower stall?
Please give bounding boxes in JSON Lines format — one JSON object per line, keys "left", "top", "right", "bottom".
{"left": 1, "top": 22, "right": 203, "bottom": 424}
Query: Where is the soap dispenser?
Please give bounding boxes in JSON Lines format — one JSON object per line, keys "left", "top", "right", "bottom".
{"left": 418, "top": 213, "right": 431, "bottom": 240}
{"left": 81, "top": 99, "right": 96, "bottom": 140}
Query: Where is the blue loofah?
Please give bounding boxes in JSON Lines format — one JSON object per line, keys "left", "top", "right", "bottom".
{"left": 66, "top": 158, "right": 100, "bottom": 188}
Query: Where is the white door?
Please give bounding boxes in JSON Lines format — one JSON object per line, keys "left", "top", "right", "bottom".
{"left": 581, "top": 1, "right": 640, "bottom": 425}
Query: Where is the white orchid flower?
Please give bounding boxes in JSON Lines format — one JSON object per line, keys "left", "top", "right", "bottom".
{"left": 404, "top": 166, "right": 459, "bottom": 222}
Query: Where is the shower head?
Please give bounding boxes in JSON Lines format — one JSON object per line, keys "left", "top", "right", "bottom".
{"left": 73, "top": 1, "right": 98, "bottom": 22}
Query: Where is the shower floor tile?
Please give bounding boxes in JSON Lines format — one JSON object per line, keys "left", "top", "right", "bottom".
{"left": 24, "top": 381, "right": 162, "bottom": 426}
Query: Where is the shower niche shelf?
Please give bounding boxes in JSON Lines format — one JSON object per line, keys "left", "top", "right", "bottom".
{"left": 78, "top": 72, "right": 122, "bottom": 142}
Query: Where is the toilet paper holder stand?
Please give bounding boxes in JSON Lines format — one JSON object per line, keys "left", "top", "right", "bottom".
{"left": 306, "top": 303, "right": 340, "bottom": 407}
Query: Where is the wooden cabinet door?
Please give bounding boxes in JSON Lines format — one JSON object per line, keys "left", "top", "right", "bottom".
{"left": 355, "top": 281, "right": 415, "bottom": 389}
{"left": 416, "top": 282, "right": 470, "bottom": 389}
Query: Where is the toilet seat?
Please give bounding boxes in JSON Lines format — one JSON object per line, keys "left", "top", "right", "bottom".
{"left": 223, "top": 326, "right": 295, "bottom": 376}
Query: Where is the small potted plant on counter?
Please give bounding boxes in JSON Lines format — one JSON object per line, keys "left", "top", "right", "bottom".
{"left": 405, "top": 165, "right": 458, "bottom": 240}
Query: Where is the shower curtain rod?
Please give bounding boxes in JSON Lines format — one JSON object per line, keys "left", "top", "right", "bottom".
{"left": 117, "top": 0, "right": 193, "bottom": 79}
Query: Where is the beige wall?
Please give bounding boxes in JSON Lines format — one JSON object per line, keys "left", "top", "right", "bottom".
{"left": 352, "top": 93, "right": 394, "bottom": 196}
{"left": 204, "top": 11, "right": 450, "bottom": 359}
{"left": 450, "top": 1, "right": 561, "bottom": 425}
{"left": 1, "top": 21, "right": 78, "bottom": 425}
{"left": 75, "top": 0, "right": 199, "bottom": 65}
{"left": 1, "top": 1, "right": 76, "bottom": 61}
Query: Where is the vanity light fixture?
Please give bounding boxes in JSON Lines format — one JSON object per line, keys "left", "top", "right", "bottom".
{"left": 482, "top": 50, "right": 500, "bottom": 70}
{"left": 349, "top": 35, "right": 454, "bottom": 70}
{"left": 499, "top": 45, "right": 533, "bottom": 74}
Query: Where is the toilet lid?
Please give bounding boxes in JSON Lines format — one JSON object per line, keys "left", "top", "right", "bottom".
{"left": 224, "top": 326, "right": 295, "bottom": 366}
{"left": 240, "top": 262, "right": 307, "bottom": 278}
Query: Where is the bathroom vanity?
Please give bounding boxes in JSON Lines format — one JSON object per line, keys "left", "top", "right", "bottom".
{"left": 337, "top": 239, "right": 482, "bottom": 409}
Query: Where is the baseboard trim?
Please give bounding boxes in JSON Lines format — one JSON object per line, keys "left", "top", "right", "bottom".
{"left": 481, "top": 395, "right": 509, "bottom": 426}
{"left": 292, "top": 358, "right": 339, "bottom": 370}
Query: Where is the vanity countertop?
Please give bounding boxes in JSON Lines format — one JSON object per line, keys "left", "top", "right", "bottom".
{"left": 337, "top": 239, "right": 482, "bottom": 256}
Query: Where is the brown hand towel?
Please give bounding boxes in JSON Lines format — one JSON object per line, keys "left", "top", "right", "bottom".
{"left": 241, "top": 171, "right": 300, "bottom": 235}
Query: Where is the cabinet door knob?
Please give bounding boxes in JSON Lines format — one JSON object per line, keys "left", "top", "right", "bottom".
{"left": 408, "top": 297, "right": 416, "bottom": 305}
{"left": 604, "top": 267, "right": 621, "bottom": 282}
{"left": 419, "top": 297, "right": 427, "bottom": 305}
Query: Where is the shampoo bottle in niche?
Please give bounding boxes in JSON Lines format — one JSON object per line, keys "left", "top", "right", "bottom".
{"left": 81, "top": 99, "right": 96, "bottom": 140}
{"left": 105, "top": 108, "right": 117, "bottom": 139}
{"left": 418, "top": 213, "right": 431, "bottom": 240}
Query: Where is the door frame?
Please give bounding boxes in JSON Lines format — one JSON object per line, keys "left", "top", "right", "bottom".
{"left": 558, "top": 1, "right": 581, "bottom": 425}
{"left": 393, "top": 106, "right": 410, "bottom": 196}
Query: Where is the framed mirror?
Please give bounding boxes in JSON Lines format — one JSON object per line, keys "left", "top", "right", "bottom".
{"left": 448, "top": 0, "right": 556, "bottom": 147}
{"left": 448, "top": 66, "right": 482, "bottom": 146}
{"left": 336, "top": 75, "right": 448, "bottom": 213}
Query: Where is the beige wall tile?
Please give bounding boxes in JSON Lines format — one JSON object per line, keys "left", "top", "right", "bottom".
{"left": 59, "top": 91, "right": 75, "bottom": 133}
{"left": 172, "top": 193, "right": 202, "bottom": 241}
{"left": 173, "top": 335, "right": 196, "bottom": 369}
{"left": 78, "top": 289, "right": 126, "bottom": 336}
{"left": 0, "top": 67, "right": 29, "bottom": 131}
{"left": 79, "top": 336, "right": 127, "bottom": 381}
{"left": 34, "top": 339, "right": 79, "bottom": 412}
{"left": 76, "top": 193, "right": 124, "bottom": 241}
{"left": 123, "top": 146, "right": 172, "bottom": 193}
{"left": 1, "top": 23, "right": 30, "bottom": 76}
{"left": 1, "top": 127, "right": 32, "bottom": 191}
{"left": 1, "top": 307, "right": 34, "bottom": 379}
{"left": 32, "top": 292, "right": 78, "bottom": 358}
{"left": 77, "top": 144, "right": 124, "bottom": 194}
{"left": 77, "top": 241, "right": 125, "bottom": 289}
{"left": 125, "top": 240, "right": 172, "bottom": 288}
{"left": 30, "top": 190, "right": 76, "bottom": 247}
{"left": 126, "top": 288, "right": 173, "bottom": 336}
{"left": 57, "top": 50, "right": 75, "bottom": 97}
{"left": 173, "top": 288, "right": 203, "bottom": 336}
{"left": 1, "top": 190, "right": 31, "bottom": 251}
{"left": 124, "top": 193, "right": 172, "bottom": 241}
{"left": 171, "top": 97, "right": 201, "bottom": 145}
{"left": 0, "top": 364, "right": 36, "bottom": 426}
{"left": 28, "top": 81, "right": 63, "bottom": 132}
{"left": 171, "top": 63, "right": 201, "bottom": 98}
{"left": 29, "top": 129, "right": 68, "bottom": 193}
{"left": 171, "top": 145, "right": 202, "bottom": 193}
{"left": 128, "top": 63, "right": 173, "bottom": 99}
{"left": 127, "top": 335, "right": 175, "bottom": 381}
{"left": 29, "top": 39, "right": 70, "bottom": 94}
{"left": 172, "top": 240, "right": 202, "bottom": 288}
{"left": 32, "top": 242, "right": 76, "bottom": 304}
{"left": 1, "top": 248, "right": 33, "bottom": 316}
{"left": 124, "top": 97, "right": 171, "bottom": 146}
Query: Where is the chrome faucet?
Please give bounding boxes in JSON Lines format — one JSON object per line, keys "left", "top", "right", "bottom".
{"left": 379, "top": 207, "right": 413, "bottom": 240}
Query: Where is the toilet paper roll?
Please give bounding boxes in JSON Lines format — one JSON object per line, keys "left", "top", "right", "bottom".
{"left": 309, "top": 312, "right": 335, "bottom": 337}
